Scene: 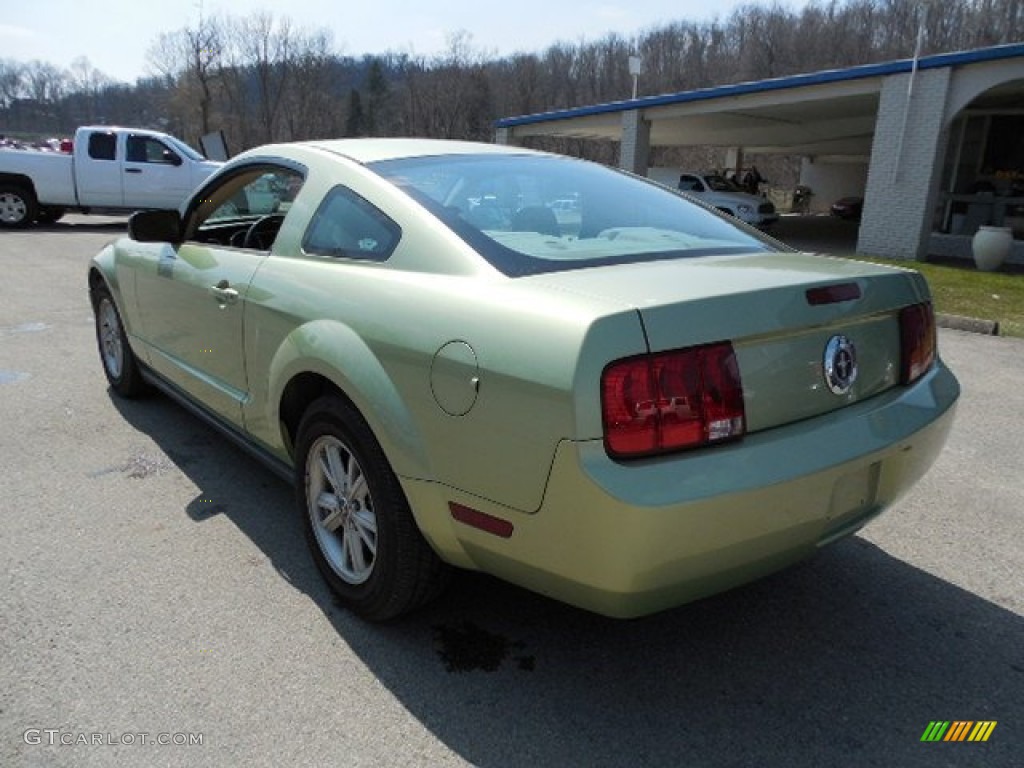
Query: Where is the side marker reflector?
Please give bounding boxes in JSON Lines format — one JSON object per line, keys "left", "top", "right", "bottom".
{"left": 449, "top": 503, "right": 514, "bottom": 539}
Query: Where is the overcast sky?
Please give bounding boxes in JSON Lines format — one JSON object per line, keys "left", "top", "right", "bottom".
{"left": 2, "top": 0, "right": 815, "bottom": 83}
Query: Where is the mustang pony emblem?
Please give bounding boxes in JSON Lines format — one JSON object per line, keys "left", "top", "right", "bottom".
{"left": 824, "top": 335, "right": 858, "bottom": 395}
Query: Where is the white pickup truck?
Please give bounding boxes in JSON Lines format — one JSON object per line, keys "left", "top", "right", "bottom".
{"left": 0, "top": 126, "right": 222, "bottom": 228}
{"left": 648, "top": 168, "right": 779, "bottom": 228}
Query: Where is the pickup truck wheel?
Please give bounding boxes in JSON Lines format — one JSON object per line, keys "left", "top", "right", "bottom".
{"left": 296, "top": 395, "right": 448, "bottom": 621}
{"left": 91, "top": 283, "right": 148, "bottom": 397}
{"left": 0, "top": 185, "right": 38, "bottom": 228}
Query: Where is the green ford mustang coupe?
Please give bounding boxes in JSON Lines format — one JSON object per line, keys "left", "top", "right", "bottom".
{"left": 88, "top": 139, "right": 959, "bottom": 620}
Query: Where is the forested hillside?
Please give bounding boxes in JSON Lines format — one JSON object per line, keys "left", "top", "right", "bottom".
{"left": 1, "top": 0, "right": 1021, "bottom": 158}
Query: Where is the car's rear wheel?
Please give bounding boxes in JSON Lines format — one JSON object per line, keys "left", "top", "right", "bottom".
{"left": 0, "top": 184, "right": 38, "bottom": 228}
{"left": 295, "top": 395, "right": 448, "bottom": 620}
{"left": 91, "top": 283, "right": 148, "bottom": 397}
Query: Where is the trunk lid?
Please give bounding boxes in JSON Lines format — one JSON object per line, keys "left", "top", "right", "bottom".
{"left": 526, "top": 251, "right": 930, "bottom": 433}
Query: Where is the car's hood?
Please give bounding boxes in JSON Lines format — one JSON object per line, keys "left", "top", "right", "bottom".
{"left": 192, "top": 160, "right": 222, "bottom": 179}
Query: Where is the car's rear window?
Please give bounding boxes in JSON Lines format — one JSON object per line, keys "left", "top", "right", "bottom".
{"left": 369, "top": 153, "right": 777, "bottom": 276}
{"left": 303, "top": 185, "right": 401, "bottom": 261}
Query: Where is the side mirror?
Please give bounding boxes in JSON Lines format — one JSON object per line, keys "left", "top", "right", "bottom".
{"left": 129, "top": 209, "right": 182, "bottom": 243}
{"left": 163, "top": 150, "right": 183, "bottom": 167}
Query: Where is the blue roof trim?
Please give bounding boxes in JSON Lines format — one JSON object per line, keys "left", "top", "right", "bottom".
{"left": 495, "top": 42, "right": 1024, "bottom": 128}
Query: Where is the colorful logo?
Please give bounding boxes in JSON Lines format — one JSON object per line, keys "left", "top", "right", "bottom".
{"left": 920, "top": 721, "right": 997, "bottom": 742}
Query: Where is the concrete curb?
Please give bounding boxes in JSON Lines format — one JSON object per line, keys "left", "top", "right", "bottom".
{"left": 937, "top": 313, "right": 1000, "bottom": 336}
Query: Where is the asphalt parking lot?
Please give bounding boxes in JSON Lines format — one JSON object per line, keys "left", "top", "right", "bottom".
{"left": 2, "top": 216, "right": 1022, "bottom": 767}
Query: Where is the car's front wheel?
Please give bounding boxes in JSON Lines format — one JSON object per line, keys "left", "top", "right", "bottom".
{"left": 91, "top": 283, "right": 148, "bottom": 397}
{"left": 295, "top": 395, "right": 448, "bottom": 621}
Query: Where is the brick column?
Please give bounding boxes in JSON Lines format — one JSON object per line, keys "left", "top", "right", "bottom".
{"left": 857, "top": 68, "right": 952, "bottom": 261}
{"left": 495, "top": 127, "right": 514, "bottom": 146}
{"left": 619, "top": 110, "right": 651, "bottom": 176}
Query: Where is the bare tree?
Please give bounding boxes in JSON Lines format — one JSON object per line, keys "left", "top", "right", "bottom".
{"left": 17, "top": 61, "right": 68, "bottom": 131}
{"left": 280, "top": 29, "right": 345, "bottom": 140}
{"left": 5, "top": 1, "right": 1024, "bottom": 147}
{"left": 0, "top": 59, "right": 25, "bottom": 111}
{"left": 147, "top": 15, "right": 223, "bottom": 138}
{"left": 230, "top": 12, "right": 295, "bottom": 143}
{"left": 23, "top": 61, "right": 66, "bottom": 104}
{"left": 66, "top": 57, "right": 112, "bottom": 124}
{"left": 399, "top": 32, "right": 494, "bottom": 140}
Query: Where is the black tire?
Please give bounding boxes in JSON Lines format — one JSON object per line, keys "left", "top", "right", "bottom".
{"left": 295, "top": 395, "right": 448, "bottom": 621}
{"left": 0, "top": 184, "right": 38, "bottom": 229}
{"left": 91, "top": 282, "right": 148, "bottom": 397}
{"left": 36, "top": 206, "right": 66, "bottom": 225}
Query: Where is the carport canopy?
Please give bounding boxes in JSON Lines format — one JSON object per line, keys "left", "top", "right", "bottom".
{"left": 496, "top": 46, "right": 1024, "bottom": 160}
{"left": 495, "top": 44, "right": 1024, "bottom": 263}
{"left": 497, "top": 65, "right": 889, "bottom": 159}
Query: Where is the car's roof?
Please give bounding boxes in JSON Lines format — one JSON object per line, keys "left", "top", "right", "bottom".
{"left": 301, "top": 138, "right": 541, "bottom": 165}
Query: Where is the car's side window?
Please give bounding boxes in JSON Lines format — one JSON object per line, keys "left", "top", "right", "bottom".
{"left": 302, "top": 186, "right": 401, "bottom": 261}
{"left": 677, "top": 175, "right": 701, "bottom": 192}
{"left": 126, "top": 136, "right": 180, "bottom": 165}
{"left": 185, "top": 165, "right": 306, "bottom": 250}
{"left": 88, "top": 132, "right": 116, "bottom": 161}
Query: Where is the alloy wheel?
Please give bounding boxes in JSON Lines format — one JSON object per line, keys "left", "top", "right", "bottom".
{"left": 306, "top": 435, "right": 378, "bottom": 584}
{"left": 97, "top": 298, "right": 124, "bottom": 379}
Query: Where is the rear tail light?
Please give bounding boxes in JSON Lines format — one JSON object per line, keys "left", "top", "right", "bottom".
{"left": 601, "top": 341, "right": 745, "bottom": 459}
{"left": 899, "top": 302, "right": 936, "bottom": 384}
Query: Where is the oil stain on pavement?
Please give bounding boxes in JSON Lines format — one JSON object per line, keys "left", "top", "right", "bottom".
{"left": 433, "top": 621, "right": 535, "bottom": 673}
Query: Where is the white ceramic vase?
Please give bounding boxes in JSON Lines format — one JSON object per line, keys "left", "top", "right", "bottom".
{"left": 972, "top": 226, "right": 1012, "bottom": 272}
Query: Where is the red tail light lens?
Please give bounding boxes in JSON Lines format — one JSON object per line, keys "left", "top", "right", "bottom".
{"left": 602, "top": 342, "right": 745, "bottom": 459}
{"left": 899, "top": 302, "right": 936, "bottom": 384}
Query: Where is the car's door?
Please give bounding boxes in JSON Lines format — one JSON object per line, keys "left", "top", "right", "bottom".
{"left": 132, "top": 165, "right": 305, "bottom": 428}
{"left": 73, "top": 130, "right": 124, "bottom": 206}
{"left": 122, "top": 134, "right": 195, "bottom": 209}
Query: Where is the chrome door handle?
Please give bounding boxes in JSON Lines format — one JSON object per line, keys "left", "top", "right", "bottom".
{"left": 210, "top": 280, "right": 239, "bottom": 305}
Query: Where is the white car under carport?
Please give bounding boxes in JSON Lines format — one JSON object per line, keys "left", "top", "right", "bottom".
{"left": 650, "top": 169, "right": 779, "bottom": 228}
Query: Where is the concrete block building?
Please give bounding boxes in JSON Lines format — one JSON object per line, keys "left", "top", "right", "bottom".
{"left": 495, "top": 44, "right": 1024, "bottom": 266}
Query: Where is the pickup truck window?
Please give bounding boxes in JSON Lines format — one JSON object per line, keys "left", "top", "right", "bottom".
{"left": 126, "top": 135, "right": 179, "bottom": 165}
{"left": 88, "top": 132, "right": 116, "bottom": 161}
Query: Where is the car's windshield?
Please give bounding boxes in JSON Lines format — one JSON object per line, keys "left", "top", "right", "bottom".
{"left": 704, "top": 175, "right": 742, "bottom": 192}
{"left": 164, "top": 135, "right": 205, "bottom": 162}
{"left": 370, "top": 153, "right": 775, "bottom": 276}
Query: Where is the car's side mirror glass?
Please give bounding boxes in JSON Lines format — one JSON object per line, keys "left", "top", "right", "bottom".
{"left": 129, "top": 209, "right": 182, "bottom": 243}
{"left": 164, "top": 150, "right": 183, "bottom": 167}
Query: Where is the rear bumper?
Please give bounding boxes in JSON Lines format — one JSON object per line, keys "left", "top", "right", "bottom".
{"left": 436, "top": 360, "right": 959, "bottom": 618}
